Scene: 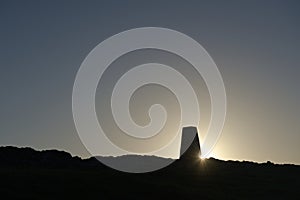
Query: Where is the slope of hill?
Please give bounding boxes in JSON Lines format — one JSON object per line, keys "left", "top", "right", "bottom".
{"left": 0, "top": 127, "right": 299, "bottom": 199}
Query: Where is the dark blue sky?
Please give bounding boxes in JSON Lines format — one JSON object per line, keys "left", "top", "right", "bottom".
{"left": 1, "top": 0, "right": 300, "bottom": 164}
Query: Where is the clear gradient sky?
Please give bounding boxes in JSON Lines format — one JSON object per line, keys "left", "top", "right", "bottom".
{"left": 1, "top": 0, "right": 300, "bottom": 164}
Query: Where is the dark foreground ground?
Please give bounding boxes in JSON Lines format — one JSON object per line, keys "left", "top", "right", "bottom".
{"left": 0, "top": 146, "right": 299, "bottom": 199}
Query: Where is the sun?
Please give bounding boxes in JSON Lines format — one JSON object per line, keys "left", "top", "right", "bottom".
{"left": 198, "top": 154, "right": 206, "bottom": 161}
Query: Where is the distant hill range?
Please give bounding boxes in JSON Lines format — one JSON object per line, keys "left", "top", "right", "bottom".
{"left": 0, "top": 127, "right": 203, "bottom": 170}
{"left": 0, "top": 127, "right": 299, "bottom": 199}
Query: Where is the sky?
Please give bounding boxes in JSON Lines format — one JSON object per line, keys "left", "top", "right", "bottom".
{"left": 0, "top": 0, "right": 300, "bottom": 164}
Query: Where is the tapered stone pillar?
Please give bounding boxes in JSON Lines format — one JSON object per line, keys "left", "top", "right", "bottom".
{"left": 180, "top": 127, "right": 201, "bottom": 160}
